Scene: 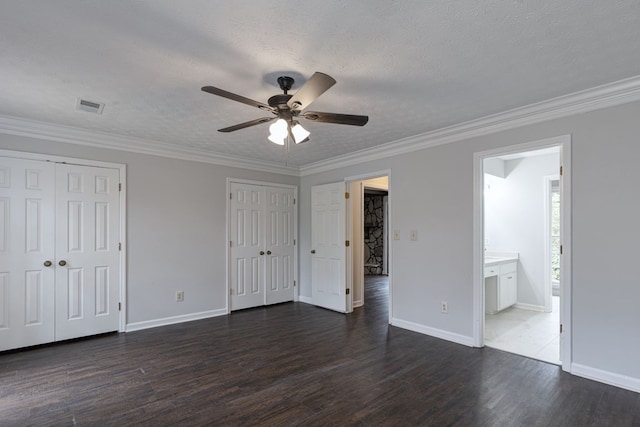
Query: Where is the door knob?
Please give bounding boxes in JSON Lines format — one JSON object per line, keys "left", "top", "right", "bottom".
{"left": 58, "top": 260, "right": 67, "bottom": 267}
{"left": 310, "top": 250, "right": 316, "bottom": 254}
{"left": 266, "top": 250, "right": 272, "bottom": 255}
{"left": 259, "top": 251, "right": 265, "bottom": 255}
{"left": 43, "top": 260, "right": 52, "bottom": 267}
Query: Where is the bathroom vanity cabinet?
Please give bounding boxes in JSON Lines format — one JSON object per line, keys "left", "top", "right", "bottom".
{"left": 484, "top": 257, "right": 518, "bottom": 314}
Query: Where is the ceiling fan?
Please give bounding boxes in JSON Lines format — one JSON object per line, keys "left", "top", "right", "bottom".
{"left": 201, "top": 72, "right": 368, "bottom": 145}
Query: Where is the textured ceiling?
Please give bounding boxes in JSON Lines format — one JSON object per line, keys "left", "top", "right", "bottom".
{"left": 2, "top": 1, "right": 640, "bottom": 167}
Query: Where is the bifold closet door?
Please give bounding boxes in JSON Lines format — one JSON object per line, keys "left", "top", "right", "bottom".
{"left": 229, "top": 182, "right": 295, "bottom": 311}
{"left": 0, "top": 158, "right": 56, "bottom": 351}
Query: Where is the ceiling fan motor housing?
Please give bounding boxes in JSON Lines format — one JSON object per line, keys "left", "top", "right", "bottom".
{"left": 277, "top": 76, "right": 295, "bottom": 93}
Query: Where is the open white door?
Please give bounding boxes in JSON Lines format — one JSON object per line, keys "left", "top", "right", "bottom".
{"left": 311, "top": 182, "right": 347, "bottom": 312}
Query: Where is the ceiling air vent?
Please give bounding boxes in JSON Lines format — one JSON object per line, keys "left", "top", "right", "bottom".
{"left": 76, "top": 98, "right": 105, "bottom": 114}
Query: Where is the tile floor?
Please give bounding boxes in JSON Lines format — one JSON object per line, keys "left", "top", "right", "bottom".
{"left": 485, "top": 296, "right": 560, "bottom": 365}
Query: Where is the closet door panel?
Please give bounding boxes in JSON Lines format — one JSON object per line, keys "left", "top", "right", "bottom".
{"left": 0, "top": 158, "right": 55, "bottom": 351}
{"left": 265, "top": 187, "right": 295, "bottom": 305}
{"left": 55, "top": 164, "right": 120, "bottom": 341}
{"left": 230, "top": 183, "right": 265, "bottom": 310}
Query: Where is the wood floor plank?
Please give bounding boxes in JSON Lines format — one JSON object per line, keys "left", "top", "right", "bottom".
{"left": 1, "top": 276, "right": 639, "bottom": 426}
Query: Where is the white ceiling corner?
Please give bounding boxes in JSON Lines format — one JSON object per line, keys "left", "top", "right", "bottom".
{"left": 1, "top": 1, "right": 640, "bottom": 172}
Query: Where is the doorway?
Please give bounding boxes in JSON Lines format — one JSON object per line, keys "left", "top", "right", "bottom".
{"left": 345, "top": 171, "right": 391, "bottom": 321}
{"left": 473, "top": 136, "right": 572, "bottom": 371}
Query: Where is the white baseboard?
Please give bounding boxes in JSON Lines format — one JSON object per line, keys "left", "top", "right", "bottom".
{"left": 514, "top": 302, "right": 546, "bottom": 312}
{"left": 572, "top": 363, "right": 640, "bottom": 394}
{"left": 299, "top": 295, "right": 313, "bottom": 304}
{"left": 391, "top": 317, "right": 474, "bottom": 347}
{"left": 125, "top": 309, "right": 227, "bottom": 332}
{"left": 353, "top": 299, "right": 364, "bottom": 308}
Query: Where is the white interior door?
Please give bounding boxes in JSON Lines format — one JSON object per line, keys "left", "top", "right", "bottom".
{"left": 265, "top": 187, "right": 295, "bottom": 305}
{"left": 55, "top": 164, "right": 120, "bottom": 341}
{"left": 311, "top": 182, "right": 347, "bottom": 312}
{"left": 230, "top": 183, "right": 266, "bottom": 310}
{"left": 0, "top": 158, "right": 56, "bottom": 351}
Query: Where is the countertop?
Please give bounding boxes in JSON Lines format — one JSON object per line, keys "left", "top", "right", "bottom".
{"left": 484, "top": 252, "right": 519, "bottom": 267}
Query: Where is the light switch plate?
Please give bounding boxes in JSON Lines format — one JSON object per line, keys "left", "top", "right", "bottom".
{"left": 410, "top": 230, "right": 418, "bottom": 241}
{"left": 393, "top": 230, "right": 400, "bottom": 240}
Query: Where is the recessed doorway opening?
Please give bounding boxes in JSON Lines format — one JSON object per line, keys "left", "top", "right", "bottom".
{"left": 473, "top": 136, "right": 572, "bottom": 371}
{"left": 345, "top": 171, "right": 391, "bottom": 322}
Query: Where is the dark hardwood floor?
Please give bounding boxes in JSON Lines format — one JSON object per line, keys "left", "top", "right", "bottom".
{"left": 1, "top": 275, "right": 639, "bottom": 426}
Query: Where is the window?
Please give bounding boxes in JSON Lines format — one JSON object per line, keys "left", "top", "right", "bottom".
{"left": 550, "top": 181, "right": 560, "bottom": 283}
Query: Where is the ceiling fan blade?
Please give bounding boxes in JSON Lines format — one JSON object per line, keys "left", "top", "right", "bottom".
{"left": 218, "top": 117, "right": 276, "bottom": 133}
{"left": 302, "top": 111, "right": 369, "bottom": 126}
{"left": 202, "top": 86, "right": 274, "bottom": 112}
{"left": 287, "top": 72, "right": 336, "bottom": 110}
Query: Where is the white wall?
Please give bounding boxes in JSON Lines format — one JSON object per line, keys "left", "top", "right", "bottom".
{"left": 484, "top": 153, "right": 559, "bottom": 308}
{"left": 0, "top": 133, "right": 298, "bottom": 327}
{"left": 300, "top": 100, "right": 640, "bottom": 385}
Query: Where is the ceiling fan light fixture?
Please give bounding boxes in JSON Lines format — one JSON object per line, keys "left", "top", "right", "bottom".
{"left": 268, "top": 118, "right": 288, "bottom": 145}
{"left": 291, "top": 122, "right": 310, "bottom": 144}
{"left": 268, "top": 133, "right": 285, "bottom": 145}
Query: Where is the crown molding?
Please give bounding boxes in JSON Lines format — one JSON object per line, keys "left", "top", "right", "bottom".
{"left": 3, "top": 75, "right": 640, "bottom": 178}
{"left": 300, "top": 75, "right": 640, "bottom": 176}
{"left": 0, "top": 115, "right": 299, "bottom": 176}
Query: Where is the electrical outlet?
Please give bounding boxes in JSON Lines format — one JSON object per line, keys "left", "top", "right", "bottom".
{"left": 393, "top": 230, "right": 400, "bottom": 240}
{"left": 176, "top": 291, "right": 184, "bottom": 302}
{"left": 410, "top": 230, "right": 418, "bottom": 241}
{"left": 441, "top": 301, "right": 448, "bottom": 314}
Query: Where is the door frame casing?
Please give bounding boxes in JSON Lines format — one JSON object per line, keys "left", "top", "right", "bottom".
{"left": 0, "top": 149, "right": 127, "bottom": 332}
{"left": 226, "top": 178, "right": 298, "bottom": 314}
{"left": 472, "top": 135, "right": 572, "bottom": 372}
{"left": 344, "top": 169, "right": 392, "bottom": 323}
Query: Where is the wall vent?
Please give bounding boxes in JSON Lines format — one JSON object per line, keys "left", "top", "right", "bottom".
{"left": 76, "top": 98, "right": 105, "bottom": 114}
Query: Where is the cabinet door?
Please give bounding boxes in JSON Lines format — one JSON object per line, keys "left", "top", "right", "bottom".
{"left": 499, "top": 272, "right": 517, "bottom": 310}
